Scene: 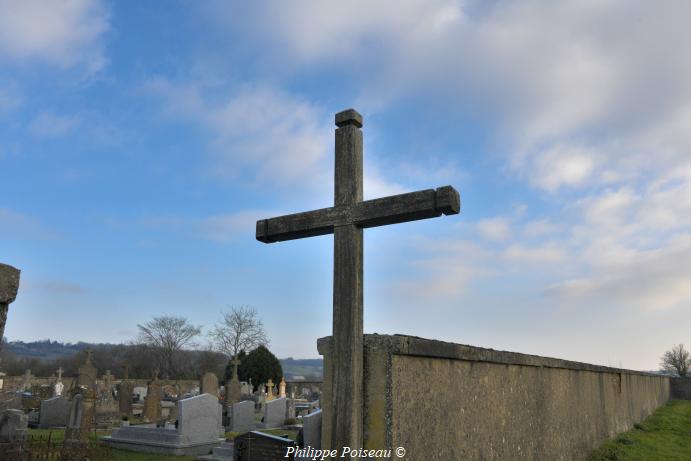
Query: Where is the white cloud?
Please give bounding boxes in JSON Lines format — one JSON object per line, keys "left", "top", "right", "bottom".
{"left": 0, "top": 0, "right": 109, "bottom": 72}
{"left": 147, "top": 80, "right": 423, "bottom": 197}
{"left": 28, "top": 110, "right": 81, "bottom": 137}
{"left": 476, "top": 217, "right": 510, "bottom": 241}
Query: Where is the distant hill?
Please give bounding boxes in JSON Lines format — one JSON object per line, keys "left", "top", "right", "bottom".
{"left": 3, "top": 340, "right": 323, "bottom": 379}
{"left": 3, "top": 340, "right": 100, "bottom": 360}
{"left": 280, "top": 357, "right": 323, "bottom": 380}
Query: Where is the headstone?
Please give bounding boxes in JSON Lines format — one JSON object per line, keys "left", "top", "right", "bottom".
{"left": 0, "top": 409, "right": 28, "bottom": 442}
{"left": 65, "top": 394, "right": 91, "bottom": 443}
{"left": 279, "top": 377, "right": 287, "bottom": 398}
{"left": 0, "top": 371, "right": 5, "bottom": 391}
{"left": 255, "top": 109, "right": 460, "bottom": 450}
{"left": 77, "top": 350, "right": 98, "bottom": 391}
{"left": 54, "top": 381, "right": 64, "bottom": 397}
{"left": 201, "top": 372, "right": 219, "bottom": 397}
{"left": 103, "top": 393, "right": 223, "bottom": 456}
{"left": 263, "top": 397, "right": 288, "bottom": 428}
{"left": 240, "top": 381, "right": 252, "bottom": 396}
{"left": 0, "top": 263, "right": 20, "bottom": 350}
{"left": 225, "top": 355, "right": 242, "bottom": 405}
{"left": 133, "top": 386, "right": 147, "bottom": 401}
{"left": 119, "top": 381, "right": 133, "bottom": 416}
{"left": 266, "top": 379, "right": 275, "bottom": 401}
{"left": 227, "top": 400, "right": 255, "bottom": 432}
{"left": 22, "top": 369, "right": 32, "bottom": 391}
{"left": 39, "top": 396, "right": 70, "bottom": 428}
{"left": 178, "top": 393, "right": 222, "bottom": 443}
{"left": 103, "top": 370, "right": 114, "bottom": 396}
{"left": 233, "top": 431, "right": 297, "bottom": 461}
{"left": 143, "top": 377, "right": 162, "bottom": 421}
{"left": 301, "top": 409, "right": 322, "bottom": 450}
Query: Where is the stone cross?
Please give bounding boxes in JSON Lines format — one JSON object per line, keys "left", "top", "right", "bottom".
{"left": 256, "top": 109, "right": 460, "bottom": 451}
{"left": 231, "top": 355, "right": 241, "bottom": 380}
{"left": 0, "top": 263, "right": 21, "bottom": 351}
{"left": 266, "top": 379, "right": 275, "bottom": 401}
{"left": 57, "top": 367, "right": 64, "bottom": 381}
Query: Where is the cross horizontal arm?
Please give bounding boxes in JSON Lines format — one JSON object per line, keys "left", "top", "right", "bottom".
{"left": 256, "top": 207, "right": 345, "bottom": 243}
{"left": 353, "top": 186, "right": 460, "bottom": 229}
{"left": 256, "top": 186, "right": 460, "bottom": 243}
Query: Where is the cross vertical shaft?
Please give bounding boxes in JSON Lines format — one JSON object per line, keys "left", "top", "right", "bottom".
{"left": 332, "top": 110, "right": 364, "bottom": 449}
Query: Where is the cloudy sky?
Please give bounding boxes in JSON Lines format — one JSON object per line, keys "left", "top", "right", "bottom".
{"left": 1, "top": 0, "right": 690, "bottom": 370}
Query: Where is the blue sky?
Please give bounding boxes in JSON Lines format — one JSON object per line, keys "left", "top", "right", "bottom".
{"left": 2, "top": 0, "right": 691, "bottom": 370}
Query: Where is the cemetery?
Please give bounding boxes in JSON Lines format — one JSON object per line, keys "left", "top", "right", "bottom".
{"left": 2, "top": 109, "right": 691, "bottom": 461}
{"left": 2, "top": 3, "right": 691, "bottom": 459}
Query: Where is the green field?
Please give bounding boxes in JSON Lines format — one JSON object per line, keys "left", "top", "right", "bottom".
{"left": 589, "top": 399, "right": 691, "bottom": 461}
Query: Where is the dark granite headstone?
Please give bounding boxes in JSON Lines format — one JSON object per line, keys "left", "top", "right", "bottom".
{"left": 233, "top": 431, "right": 296, "bottom": 461}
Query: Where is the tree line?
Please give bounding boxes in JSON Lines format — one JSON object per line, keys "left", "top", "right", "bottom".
{"left": 1, "top": 306, "right": 277, "bottom": 382}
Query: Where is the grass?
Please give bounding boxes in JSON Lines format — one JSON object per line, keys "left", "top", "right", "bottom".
{"left": 589, "top": 399, "right": 691, "bottom": 461}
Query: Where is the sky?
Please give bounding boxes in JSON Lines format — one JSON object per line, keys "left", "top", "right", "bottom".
{"left": 1, "top": 0, "right": 691, "bottom": 370}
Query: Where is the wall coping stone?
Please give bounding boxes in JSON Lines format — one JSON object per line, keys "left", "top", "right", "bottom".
{"left": 318, "top": 334, "right": 663, "bottom": 378}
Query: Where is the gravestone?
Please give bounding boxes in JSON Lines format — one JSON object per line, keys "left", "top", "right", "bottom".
{"left": 22, "top": 369, "right": 32, "bottom": 391}
{"left": 133, "top": 386, "right": 147, "bottom": 401}
{"left": 226, "top": 400, "right": 255, "bottom": 433}
{"left": 225, "top": 356, "right": 242, "bottom": 405}
{"left": 119, "top": 370, "right": 134, "bottom": 416}
{"left": 201, "top": 372, "right": 219, "bottom": 397}
{"left": 233, "top": 431, "right": 297, "bottom": 461}
{"left": 39, "top": 396, "right": 70, "bottom": 428}
{"left": 301, "top": 409, "right": 322, "bottom": 450}
{"left": 77, "top": 350, "right": 98, "bottom": 392}
{"left": 0, "top": 409, "right": 28, "bottom": 442}
{"left": 65, "top": 393, "right": 95, "bottom": 443}
{"left": 54, "top": 381, "right": 64, "bottom": 397}
{"left": 103, "top": 393, "right": 223, "bottom": 455}
{"left": 143, "top": 376, "right": 162, "bottom": 422}
{"left": 263, "top": 397, "right": 288, "bottom": 428}
{"left": 0, "top": 263, "right": 20, "bottom": 350}
{"left": 240, "top": 381, "right": 252, "bottom": 396}
{"left": 256, "top": 109, "right": 460, "bottom": 451}
{"left": 266, "top": 379, "right": 275, "bottom": 401}
{"left": 279, "top": 377, "right": 286, "bottom": 398}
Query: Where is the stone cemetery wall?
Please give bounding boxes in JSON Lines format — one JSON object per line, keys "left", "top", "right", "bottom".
{"left": 670, "top": 377, "right": 691, "bottom": 400}
{"left": 318, "top": 334, "right": 670, "bottom": 461}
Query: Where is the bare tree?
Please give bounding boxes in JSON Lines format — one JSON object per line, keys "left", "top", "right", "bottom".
{"left": 660, "top": 344, "right": 690, "bottom": 377}
{"left": 209, "top": 306, "right": 268, "bottom": 362}
{"left": 137, "top": 315, "right": 201, "bottom": 378}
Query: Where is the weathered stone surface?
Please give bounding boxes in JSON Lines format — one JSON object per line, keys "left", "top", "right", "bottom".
{"left": 319, "top": 333, "right": 671, "bottom": 461}
{"left": 119, "top": 380, "right": 133, "bottom": 415}
{"left": 0, "top": 409, "right": 28, "bottom": 442}
{"left": 302, "top": 409, "right": 321, "bottom": 450}
{"left": 233, "top": 431, "right": 296, "bottom": 460}
{"left": 102, "top": 393, "right": 223, "bottom": 456}
{"left": 0, "top": 263, "right": 20, "bottom": 304}
{"left": 263, "top": 396, "right": 287, "bottom": 428}
{"left": 143, "top": 380, "right": 162, "bottom": 422}
{"left": 200, "top": 372, "right": 219, "bottom": 396}
{"left": 76, "top": 351, "right": 97, "bottom": 391}
{"left": 178, "top": 393, "right": 222, "bottom": 444}
{"left": 226, "top": 400, "right": 255, "bottom": 432}
{"left": 39, "top": 396, "right": 70, "bottom": 428}
{"left": 256, "top": 110, "right": 461, "bottom": 453}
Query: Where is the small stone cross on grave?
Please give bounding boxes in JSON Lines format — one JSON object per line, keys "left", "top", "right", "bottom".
{"left": 57, "top": 367, "right": 64, "bottom": 381}
{"left": 266, "top": 379, "right": 275, "bottom": 401}
{"left": 257, "top": 109, "right": 460, "bottom": 451}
